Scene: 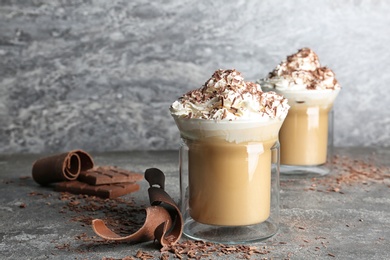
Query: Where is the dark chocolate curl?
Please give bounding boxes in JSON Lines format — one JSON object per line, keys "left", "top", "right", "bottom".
{"left": 32, "top": 149, "right": 94, "bottom": 186}
{"left": 145, "top": 167, "right": 165, "bottom": 190}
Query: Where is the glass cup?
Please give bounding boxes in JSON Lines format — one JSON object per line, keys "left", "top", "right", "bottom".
{"left": 173, "top": 117, "right": 283, "bottom": 244}
{"left": 277, "top": 89, "right": 339, "bottom": 175}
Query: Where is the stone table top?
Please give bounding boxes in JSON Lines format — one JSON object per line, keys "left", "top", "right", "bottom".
{"left": 0, "top": 147, "right": 389, "bottom": 259}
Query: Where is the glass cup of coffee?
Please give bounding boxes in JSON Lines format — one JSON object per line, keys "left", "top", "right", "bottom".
{"left": 258, "top": 47, "right": 341, "bottom": 175}
{"left": 277, "top": 89, "right": 339, "bottom": 175}
{"left": 173, "top": 117, "right": 283, "bottom": 243}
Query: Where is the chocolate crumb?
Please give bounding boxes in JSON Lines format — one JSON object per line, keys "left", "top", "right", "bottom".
{"left": 307, "top": 155, "right": 390, "bottom": 192}
{"left": 55, "top": 243, "right": 70, "bottom": 250}
{"left": 160, "top": 240, "right": 270, "bottom": 259}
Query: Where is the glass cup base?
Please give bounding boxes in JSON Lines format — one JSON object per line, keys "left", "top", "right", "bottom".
{"left": 183, "top": 217, "right": 278, "bottom": 244}
{"left": 280, "top": 164, "right": 332, "bottom": 176}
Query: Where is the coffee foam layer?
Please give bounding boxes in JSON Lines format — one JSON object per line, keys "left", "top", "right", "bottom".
{"left": 173, "top": 116, "right": 283, "bottom": 143}
{"left": 264, "top": 88, "right": 340, "bottom": 107}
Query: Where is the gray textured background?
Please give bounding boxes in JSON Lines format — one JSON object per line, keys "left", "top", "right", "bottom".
{"left": 0, "top": 0, "right": 389, "bottom": 154}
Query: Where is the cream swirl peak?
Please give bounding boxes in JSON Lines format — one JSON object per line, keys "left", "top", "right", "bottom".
{"left": 170, "top": 69, "right": 289, "bottom": 121}
{"left": 261, "top": 48, "right": 340, "bottom": 91}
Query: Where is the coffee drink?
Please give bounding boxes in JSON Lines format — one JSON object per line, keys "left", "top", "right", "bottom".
{"left": 279, "top": 104, "right": 331, "bottom": 166}
{"left": 187, "top": 137, "right": 277, "bottom": 226}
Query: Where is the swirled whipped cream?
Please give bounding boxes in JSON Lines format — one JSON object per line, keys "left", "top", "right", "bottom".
{"left": 170, "top": 69, "right": 289, "bottom": 122}
{"left": 260, "top": 48, "right": 340, "bottom": 91}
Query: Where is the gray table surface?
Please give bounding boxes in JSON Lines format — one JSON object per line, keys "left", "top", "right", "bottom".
{"left": 1, "top": 147, "right": 389, "bottom": 260}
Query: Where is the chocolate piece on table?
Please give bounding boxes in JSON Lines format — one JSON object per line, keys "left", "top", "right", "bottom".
{"left": 78, "top": 166, "right": 143, "bottom": 185}
{"left": 32, "top": 150, "right": 94, "bottom": 186}
{"left": 55, "top": 181, "right": 140, "bottom": 199}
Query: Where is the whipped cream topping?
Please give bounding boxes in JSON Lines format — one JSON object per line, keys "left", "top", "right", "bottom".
{"left": 170, "top": 69, "right": 290, "bottom": 121}
{"left": 260, "top": 48, "right": 340, "bottom": 91}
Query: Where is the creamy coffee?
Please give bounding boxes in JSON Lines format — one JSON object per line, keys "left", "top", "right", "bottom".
{"left": 187, "top": 138, "right": 277, "bottom": 226}
{"left": 279, "top": 104, "right": 331, "bottom": 166}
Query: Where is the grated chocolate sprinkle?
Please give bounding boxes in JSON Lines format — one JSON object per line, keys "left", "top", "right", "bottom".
{"left": 262, "top": 48, "right": 340, "bottom": 91}
{"left": 161, "top": 240, "right": 270, "bottom": 259}
{"left": 171, "top": 69, "right": 289, "bottom": 120}
{"left": 306, "top": 155, "right": 390, "bottom": 193}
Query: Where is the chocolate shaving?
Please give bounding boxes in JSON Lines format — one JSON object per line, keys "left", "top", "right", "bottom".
{"left": 161, "top": 240, "right": 270, "bottom": 259}
{"left": 307, "top": 155, "right": 390, "bottom": 192}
